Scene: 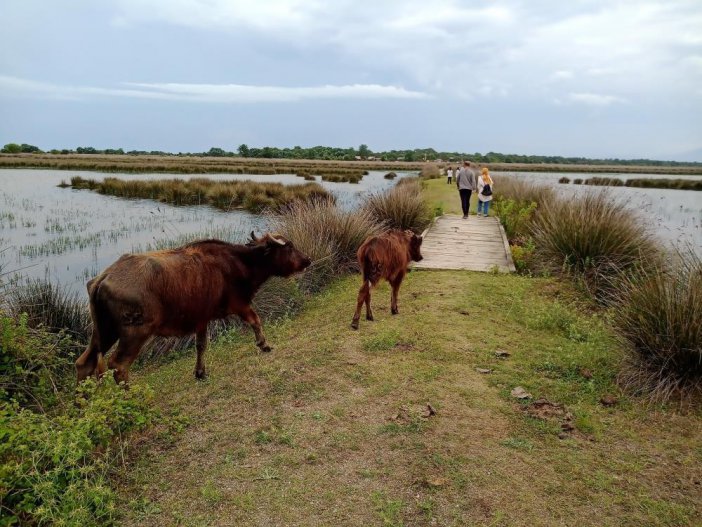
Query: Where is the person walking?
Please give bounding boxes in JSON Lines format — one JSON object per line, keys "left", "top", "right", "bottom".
{"left": 456, "top": 161, "right": 477, "bottom": 219}
{"left": 477, "top": 167, "right": 494, "bottom": 217}
{"left": 446, "top": 166, "right": 453, "bottom": 184}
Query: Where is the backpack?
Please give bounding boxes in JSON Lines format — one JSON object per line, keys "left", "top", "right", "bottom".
{"left": 482, "top": 183, "right": 492, "bottom": 196}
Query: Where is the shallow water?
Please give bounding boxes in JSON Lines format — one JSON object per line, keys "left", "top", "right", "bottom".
{"left": 0, "top": 169, "right": 410, "bottom": 293}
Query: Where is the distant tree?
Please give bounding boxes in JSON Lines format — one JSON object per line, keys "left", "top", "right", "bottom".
{"left": 76, "top": 146, "right": 98, "bottom": 154}
{"left": 261, "top": 146, "right": 274, "bottom": 158}
{"left": 20, "top": 143, "right": 41, "bottom": 153}
{"left": 238, "top": 144, "right": 250, "bottom": 157}
{"left": 2, "top": 143, "right": 22, "bottom": 153}
{"left": 206, "top": 147, "right": 226, "bottom": 157}
{"left": 358, "top": 144, "right": 371, "bottom": 159}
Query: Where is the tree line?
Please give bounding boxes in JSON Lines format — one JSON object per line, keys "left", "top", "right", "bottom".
{"left": 2, "top": 142, "right": 700, "bottom": 167}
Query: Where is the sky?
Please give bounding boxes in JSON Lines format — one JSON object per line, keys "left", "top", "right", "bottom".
{"left": 1, "top": 0, "right": 701, "bottom": 160}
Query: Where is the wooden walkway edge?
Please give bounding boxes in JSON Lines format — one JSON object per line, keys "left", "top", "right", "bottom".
{"left": 413, "top": 214, "right": 516, "bottom": 272}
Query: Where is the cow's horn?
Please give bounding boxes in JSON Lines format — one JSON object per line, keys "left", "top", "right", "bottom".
{"left": 249, "top": 230, "right": 257, "bottom": 242}
{"left": 270, "top": 235, "right": 286, "bottom": 246}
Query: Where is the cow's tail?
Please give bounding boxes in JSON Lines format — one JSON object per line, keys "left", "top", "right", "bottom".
{"left": 79, "top": 275, "right": 113, "bottom": 377}
{"left": 362, "top": 252, "right": 382, "bottom": 288}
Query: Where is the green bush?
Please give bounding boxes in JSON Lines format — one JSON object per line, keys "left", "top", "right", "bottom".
{"left": 615, "top": 251, "right": 702, "bottom": 403}
{"left": 492, "top": 198, "right": 537, "bottom": 241}
{"left": 0, "top": 379, "right": 155, "bottom": 526}
{"left": 1, "top": 313, "right": 77, "bottom": 411}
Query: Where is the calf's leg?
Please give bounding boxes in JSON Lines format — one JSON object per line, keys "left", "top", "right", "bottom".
{"left": 240, "top": 306, "right": 271, "bottom": 352}
{"left": 194, "top": 329, "right": 208, "bottom": 380}
{"left": 390, "top": 274, "right": 405, "bottom": 315}
{"left": 351, "top": 281, "right": 371, "bottom": 330}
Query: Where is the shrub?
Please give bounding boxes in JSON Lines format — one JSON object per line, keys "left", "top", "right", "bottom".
{"left": 573, "top": 178, "right": 583, "bottom": 185}
{"left": 362, "top": 179, "right": 432, "bottom": 233}
{"left": 1, "top": 313, "right": 77, "bottom": 411}
{"left": 0, "top": 378, "right": 155, "bottom": 526}
{"left": 615, "top": 250, "right": 702, "bottom": 403}
{"left": 492, "top": 198, "right": 537, "bottom": 241}
{"left": 384, "top": 172, "right": 397, "bottom": 179}
{"left": 7, "top": 279, "right": 90, "bottom": 342}
{"left": 558, "top": 177, "right": 570, "bottom": 184}
{"left": 531, "top": 191, "right": 660, "bottom": 301}
{"left": 510, "top": 237, "right": 537, "bottom": 274}
{"left": 420, "top": 164, "right": 441, "bottom": 179}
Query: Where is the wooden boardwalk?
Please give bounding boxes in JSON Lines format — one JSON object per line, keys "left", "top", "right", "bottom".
{"left": 413, "top": 214, "right": 516, "bottom": 272}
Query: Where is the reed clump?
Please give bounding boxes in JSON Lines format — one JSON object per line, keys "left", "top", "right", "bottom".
{"left": 68, "top": 176, "right": 332, "bottom": 213}
{"left": 558, "top": 176, "right": 570, "bottom": 184}
{"left": 362, "top": 178, "right": 432, "bottom": 233}
{"left": 584, "top": 177, "right": 625, "bottom": 186}
{"left": 7, "top": 279, "right": 90, "bottom": 342}
{"left": 625, "top": 178, "right": 702, "bottom": 191}
{"left": 615, "top": 250, "right": 702, "bottom": 404}
{"left": 531, "top": 191, "right": 660, "bottom": 301}
{"left": 271, "top": 197, "right": 384, "bottom": 287}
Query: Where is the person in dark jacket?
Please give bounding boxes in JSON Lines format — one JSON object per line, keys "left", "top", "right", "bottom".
{"left": 456, "top": 161, "right": 477, "bottom": 219}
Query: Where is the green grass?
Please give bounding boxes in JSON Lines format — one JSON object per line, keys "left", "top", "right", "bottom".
{"left": 116, "top": 271, "right": 701, "bottom": 526}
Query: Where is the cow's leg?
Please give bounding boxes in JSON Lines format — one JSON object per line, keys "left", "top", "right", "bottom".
{"left": 364, "top": 282, "right": 374, "bottom": 321}
{"left": 240, "top": 306, "right": 271, "bottom": 353}
{"left": 194, "top": 329, "right": 208, "bottom": 380}
{"left": 108, "top": 329, "right": 149, "bottom": 385}
{"left": 390, "top": 274, "right": 405, "bottom": 315}
{"left": 352, "top": 281, "right": 370, "bottom": 330}
{"left": 75, "top": 330, "right": 117, "bottom": 382}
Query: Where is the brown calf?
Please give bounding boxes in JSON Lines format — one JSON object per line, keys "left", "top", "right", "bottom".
{"left": 351, "top": 230, "right": 423, "bottom": 329}
{"left": 75, "top": 232, "right": 311, "bottom": 384}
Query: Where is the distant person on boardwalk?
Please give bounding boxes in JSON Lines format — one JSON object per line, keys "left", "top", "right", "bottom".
{"left": 477, "top": 167, "right": 493, "bottom": 217}
{"left": 446, "top": 166, "right": 453, "bottom": 184}
{"left": 456, "top": 161, "right": 477, "bottom": 219}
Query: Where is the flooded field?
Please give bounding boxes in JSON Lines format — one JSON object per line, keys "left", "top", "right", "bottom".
{"left": 0, "top": 169, "right": 411, "bottom": 292}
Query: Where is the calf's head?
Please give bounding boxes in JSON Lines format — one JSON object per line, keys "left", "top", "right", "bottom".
{"left": 405, "top": 230, "right": 424, "bottom": 262}
{"left": 249, "top": 231, "right": 312, "bottom": 276}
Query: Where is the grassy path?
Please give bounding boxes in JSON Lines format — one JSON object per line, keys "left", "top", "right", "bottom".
{"left": 120, "top": 271, "right": 700, "bottom": 526}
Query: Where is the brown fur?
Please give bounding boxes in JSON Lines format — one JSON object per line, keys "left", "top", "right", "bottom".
{"left": 76, "top": 233, "right": 311, "bottom": 384}
{"left": 351, "top": 230, "right": 423, "bottom": 329}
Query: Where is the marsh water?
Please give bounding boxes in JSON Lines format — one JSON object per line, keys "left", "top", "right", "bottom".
{"left": 0, "top": 168, "right": 700, "bottom": 295}
{"left": 0, "top": 169, "right": 411, "bottom": 293}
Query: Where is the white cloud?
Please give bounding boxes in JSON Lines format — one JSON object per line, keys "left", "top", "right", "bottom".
{"left": 0, "top": 75, "right": 429, "bottom": 103}
{"left": 566, "top": 93, "right": 627, "bottom": 106}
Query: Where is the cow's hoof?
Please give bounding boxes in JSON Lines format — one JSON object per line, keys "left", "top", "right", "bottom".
{"left": 391, "top": 308, "right": 399, "bottom": 315}
{"left": 195, "top": 370, "right": 207, "bottom": 381}
{"left": 366, "top": 315, "right": 374, "bottom": 321}
{"left": 351, "top": 321, "right": 359, "bottom": 330}
{"left": 260, "top": 345, "right": 272, "bottom": 353}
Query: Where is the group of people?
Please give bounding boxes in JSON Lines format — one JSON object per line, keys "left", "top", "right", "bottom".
{"left": 446, "top": 161, "right": 493, "bottom": 219}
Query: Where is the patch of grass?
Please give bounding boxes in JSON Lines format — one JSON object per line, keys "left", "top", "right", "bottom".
{"left": 500, "top": 437, "right": 534, "bottom": 451}
{"left": 372, "top": 491, "right": 405, "bottom": 527}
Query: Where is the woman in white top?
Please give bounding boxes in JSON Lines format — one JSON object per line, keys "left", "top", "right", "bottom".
{"left": 477, "top": 167, "right": 493, "bottom": 217}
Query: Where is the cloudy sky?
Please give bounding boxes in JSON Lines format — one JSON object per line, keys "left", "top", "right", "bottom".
{"left": 1, "top": 0, "right": 701, "bottom": 160}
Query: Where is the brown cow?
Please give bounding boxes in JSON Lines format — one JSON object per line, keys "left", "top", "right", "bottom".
{"left": 351, "top": 230, "right": 423, "bottom": 330}
{"left": 75, "top": 232, "right": 311, "bottom": 384}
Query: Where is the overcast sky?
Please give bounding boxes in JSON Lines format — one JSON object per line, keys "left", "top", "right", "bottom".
{"left": 1, "top": 0, "right": 701, "bottom": 160}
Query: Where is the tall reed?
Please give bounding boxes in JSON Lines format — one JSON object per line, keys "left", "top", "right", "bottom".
{"left": 362, "top": 178, "right": 432, "bottom": 233}
{"left": 615, "top": 250, "right": 702, "bottom": 404}
{"left": 531, "top": 191, "right": 660, "bottom": 301}
{"left": 271, "top": 197, "right": 383, "bottom": 288}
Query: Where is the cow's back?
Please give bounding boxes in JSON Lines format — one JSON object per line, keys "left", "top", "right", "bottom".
{"left": 357, "top": 233, "right": 409, "bottom": 282}
{"left": 94, "top": 246, "right": 230, "bottom": 334}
